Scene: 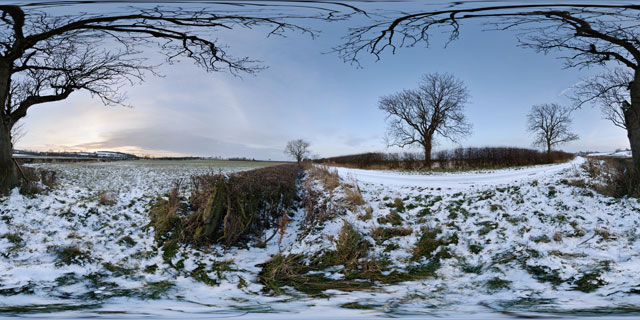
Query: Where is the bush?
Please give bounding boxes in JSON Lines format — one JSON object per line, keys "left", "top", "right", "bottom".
{"left": 18, "top": 166, "right": 57, "bottom": 195}
{"left": 150, "top": 164, "right": 300, "bottom": 247}
{"left": 317, "top": 147, "right": 574, "bottom": 170}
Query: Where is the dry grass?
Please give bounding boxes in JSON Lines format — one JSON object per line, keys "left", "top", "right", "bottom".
{"left": 309, "top": 165, "right": 339, "bottom": 190}
{"left": 150, "top": 164, "right": 300, "bottom": 248}
{"left": 259, "top": 221, "right": 439, "bottom": 296}
{"left": 343, "top": 184, "right": 365, "bottom": 208}
{"left": 358, "top": 206, "right": 373, "bottom": 221}
{"left": 17, "top": 166, "right": 57, "bottom": 195}
{"left": 571, "top": 157, "right": 640, "bottom": 198}
{"left": 98, "top": 190, "right": 117, "bottom": 206}
{"left": 300, "top": 179, "right": 336, "bottom": 233}
{"left": 371, "top": 226, "right": 413, "bottom": 244}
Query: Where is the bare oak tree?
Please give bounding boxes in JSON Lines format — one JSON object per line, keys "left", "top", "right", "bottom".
{"left": 336, "top": 3, "right": 640, "bottom": 175}
{"left": 573, "top": 68, "right": 633, "bottom": 130}
{"left": 285, "top": 139, "right": 310, "bottom": 165}
{"left": 0, "top": 3, "right": 338, "bottom": 193}
{"left": 379, "top": 72, "right": 471, "bottom": 168}
{"left": 527, "top": 103, "right": 578, "bottom": 156}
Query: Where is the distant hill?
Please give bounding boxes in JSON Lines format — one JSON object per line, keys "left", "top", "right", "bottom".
{"left": 13, "top": 150, "right": 139, "bottom": 160}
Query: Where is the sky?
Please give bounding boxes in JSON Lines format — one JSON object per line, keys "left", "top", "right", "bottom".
{"left": 14, "top": 1, "right": 631, "bottom": 160}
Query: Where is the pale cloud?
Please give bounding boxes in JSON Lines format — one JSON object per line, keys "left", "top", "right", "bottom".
{"left": 71, "top": 126, "right": 286, "bottom": 160}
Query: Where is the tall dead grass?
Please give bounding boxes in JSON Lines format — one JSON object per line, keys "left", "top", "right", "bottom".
{"left": 567, "top": 157, "right": 639, "bottom": 198}
{"left": 18, "top": 166, "right": 57, "bottom": 195}
{"left": 150, "top": 164, "right": 300, "bottom": 248}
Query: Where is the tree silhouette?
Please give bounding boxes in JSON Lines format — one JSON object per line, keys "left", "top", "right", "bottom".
{"left": 527, "top": 103, "right": 578, "bottom": 156}
{"left": 379, "top": 72, "right": 471, "bottom": 168}
{"left": 285, "top": 139, "right": 310, "bottom": 165}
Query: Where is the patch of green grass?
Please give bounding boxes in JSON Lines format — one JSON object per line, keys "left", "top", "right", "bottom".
{"left": 117, "top": 235, "right": 136, "bottom": 247}
{"left": 417, "top": 207, "right": 431, "bottom": 217}
{"left": 144, "top": 264, "right": 158, "bottom": 274}
{"left": 573, "top": 271, "right": 606, "bottom": 293}
{"left": 377, "top": 211, "right": 404, "bottom": 226}
{"left": 384, "top": 242, "right": 400, "bottom": 252}
{"left": 525, "top": 265, "right": 563, "bottom": 285}
{"left": 103, "top": 262, "right": 134, "bottom": 277}
{"left": 161, "top": 239, "right": 179, "bottom": 265}
{"left": 412, "top": 228, "right": 455, "bottom": 262}
{"left": 259, "top": 223, "right": 439, "bottom": 296}
{"left": 0, "top": 233, "right": 23, "bottom": 245}
{"left": 258, "top": 254, "right": 372, "bottom": 296}
{"left": 476, "top": 220, "right": 499, "bottom": 236}
{"left": 0, "top": 283, "right": 35, "bottom": 296}
{"left": 548, "top": 186, "right": 557, "bottom": 198}
{"left": 318, "top": 222, "right": 372, "bottom": 270}
{"left": 50, "top": 246, "right": 93, "bottom": 266}
{"left": 392, "top": 198, "right": 405, "bottom": 212}
{"left": 191, "top": 264, "right": 219, "bottom": 286}
{"left": 461, "top": 263, "right": 483, "bottom": 274}
{"left": 340, "top": 302, "right": 383, "bottom": 310}
{"left": 486, "top": 277, "right": 511, "bottom": 291}
{"left": 140, "top": 280, "right": 175, "bottom": 299}
{"left": 531, "top": 234, "right": 551, "bottom": 243}
{"left": 491, "top": 250, "right": 521, "bottom": 265}
{"left": 371, "top": 227, "right": 413, "bottom": 244}
{"left": 469, "top": 243, "right": 483, "bottom": 254}
{"left": 0, "top": 303, "right": 100, "bottom": 314}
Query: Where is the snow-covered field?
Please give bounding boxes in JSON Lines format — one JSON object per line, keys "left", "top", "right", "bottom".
{"left": 588, "top": 150, "right": 633, "bottom": 158}
{"left": 1, "top": 158, "right": 640, "bottom": 318}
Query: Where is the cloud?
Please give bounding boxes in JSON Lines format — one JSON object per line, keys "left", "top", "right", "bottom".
{"left": 72, "top": 126, "right": 287, "bottom": 160}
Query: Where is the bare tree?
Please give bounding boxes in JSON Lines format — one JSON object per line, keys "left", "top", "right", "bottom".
{"left": 572, "top": 68, "right": 632, "bottom": 130}
{"left": 10, "top": 121, "right": 25, "bottom": 147}
{"left": 285, "top": 139, "right": 310, "bottom": 165}
{"left": 0, "top": 3, "right": 349, "bottom": 193}
{"left": 527, "top": 103, "right": 578, "bottom": 156}
{"left": 336, "top": 3, "right": 640, "bottom": 175}
{"left": 379, "top": 72, "right": 471, "bottom": 168}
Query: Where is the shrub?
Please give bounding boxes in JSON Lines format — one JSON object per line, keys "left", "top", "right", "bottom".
{"left": 150, "top": 164, "right": 300, "bottom": 247}
{"left": 316, "top": 147, "right": 574, "bottom": 170}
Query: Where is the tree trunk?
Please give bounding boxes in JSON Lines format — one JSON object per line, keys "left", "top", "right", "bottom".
{"left": 0, "top": 122, "right": 19, "bottom": 194}
{"left": 626, "top": 70, "right": 640, "bottom": 177}
{"left": 423, "top": 139, "right": 432, "bottom": 169}
{"left": 0, "top": 59, "right": 19, "bottom": 194}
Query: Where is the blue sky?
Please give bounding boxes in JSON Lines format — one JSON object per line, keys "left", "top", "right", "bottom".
{"left": 15, "top": 1, "right": 629, "bottom": 160}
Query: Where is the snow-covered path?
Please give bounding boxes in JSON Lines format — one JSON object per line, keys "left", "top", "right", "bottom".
{"left": 332, "top": 157, "right": 582, "bottom": 189}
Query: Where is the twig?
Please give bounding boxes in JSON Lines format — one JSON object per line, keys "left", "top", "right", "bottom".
{"left": 12, "top": 157, "right": 27, "bottom": 181}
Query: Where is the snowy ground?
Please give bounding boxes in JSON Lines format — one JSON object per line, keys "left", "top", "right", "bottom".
{"left": 1, "top": 158, "right": 640, "bottom": 318}
{"left": 588, "top": 150, "right": 632, "bottom": 158}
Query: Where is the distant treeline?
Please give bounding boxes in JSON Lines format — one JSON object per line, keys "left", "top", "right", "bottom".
{"left": 14, "top": 149, "right": 138, "bottom": 160}
{"left": 317, "top": 147, "right": 574, "bottom": 170}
